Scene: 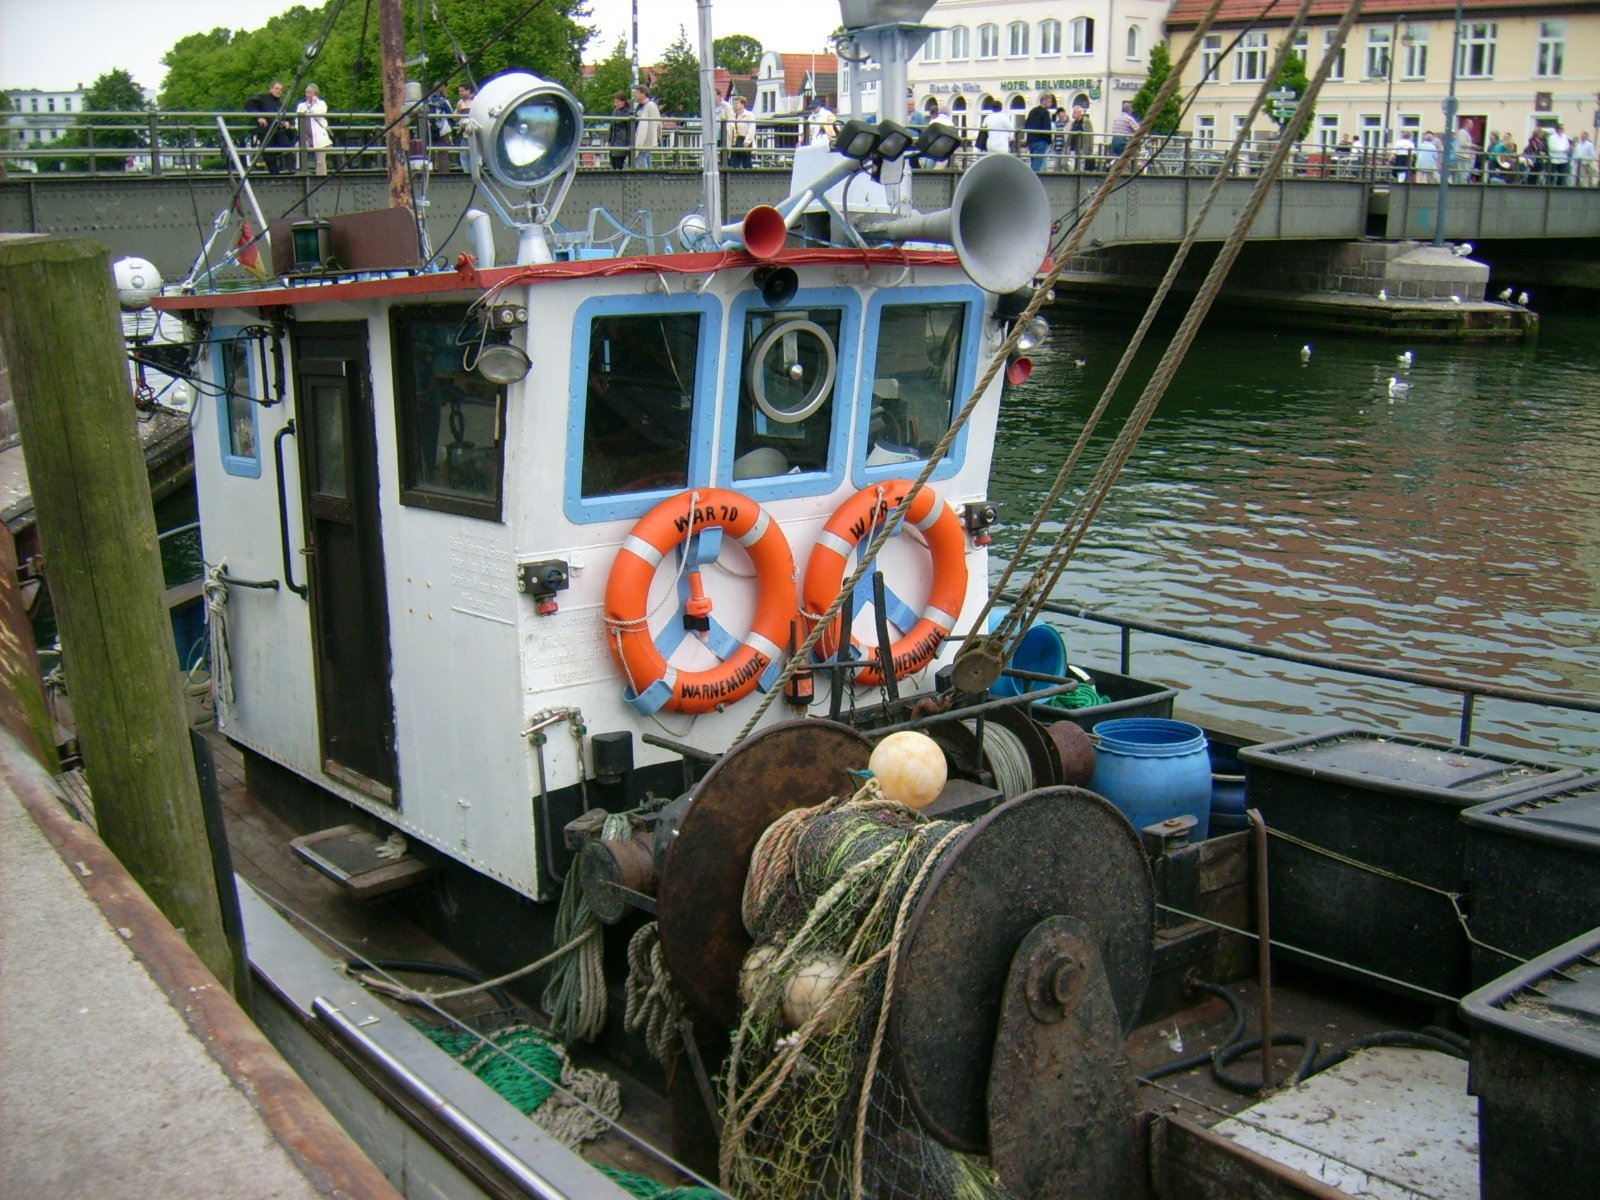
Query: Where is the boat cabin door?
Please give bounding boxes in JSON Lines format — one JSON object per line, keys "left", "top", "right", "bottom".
{"left": 291, "top": 323, "right": 398, "bottom": 802}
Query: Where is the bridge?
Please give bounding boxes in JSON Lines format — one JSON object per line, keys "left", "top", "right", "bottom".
{"left": 3, "top": 164, "right": 1596, "bottom": 288}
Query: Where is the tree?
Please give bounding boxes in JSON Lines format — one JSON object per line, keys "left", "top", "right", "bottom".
{"left": 1130, "top": 42, "right": 1182, "bottom": 136}
{"left": 46, "top": 69, "right": 151, "bottom": 172}
{"left": 713, "top": 34, "right": 762, "bottom": 76}
{"left": 1272, "top": 49, "right": 1315, "bottom": 139}
{"left": 584, "top": 37, "right": 633, "bottom": 114}
{"left": 651, "top": 28, "right": 702, "bottom": 117}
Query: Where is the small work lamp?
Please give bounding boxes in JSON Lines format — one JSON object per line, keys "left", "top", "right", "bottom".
{"left": 915, "top": 121, "right": 962, "bottom": 164}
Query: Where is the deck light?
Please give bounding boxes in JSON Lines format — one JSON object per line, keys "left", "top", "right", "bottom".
{"left": 914, "top": 121, "right": 962, "bottom": 164}
{"left": 464, "top": 72, "right": 584, "bottom": 264}
{"left": 1017, "top": 317, "right": 1050, "bottom": 352}
{"left": 476, "top": 342, "right": 531, "bottom": 386}
{"left": 871, "top": 120, "right": 914, "bottom": 162}
{"left": 834, "top": 118, "right": 884, "bottom": 161}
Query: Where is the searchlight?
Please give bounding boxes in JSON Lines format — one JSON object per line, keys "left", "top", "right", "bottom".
{"left": 464, "top": 72, "right": 584, "bottom": 265}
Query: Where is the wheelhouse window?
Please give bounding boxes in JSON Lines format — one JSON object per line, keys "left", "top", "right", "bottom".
{"left": 580, "top": 311, "right": 700, "bottom": 499}
{"left": 216, "top": 332, "right": 263, "bottom": 478}
{"left": 391, "top": 305, "right": 507, "bottom": 520}
{"left": 1457, "top": 22, "right": 1495, "bottom": 79}
{"left": 857, "top": 290, "right": 981, "bottom": 485}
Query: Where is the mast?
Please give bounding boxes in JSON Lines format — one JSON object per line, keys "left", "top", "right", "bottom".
{"left": 697, "top": 0, "right": 722, "bottom": 236}
{"left": 379, "top": 0, "right": 415, "bottom": 211}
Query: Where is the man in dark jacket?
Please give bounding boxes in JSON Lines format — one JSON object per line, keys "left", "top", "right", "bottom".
{"left": 244, "top": 80, "right": 294, "bottom": 174}
{"left": 1024, "top": 92, "right": 1056, "bottom": 173}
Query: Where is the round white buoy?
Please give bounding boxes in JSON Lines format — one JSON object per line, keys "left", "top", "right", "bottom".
{"left": 868, "top": 731, "right": 947, "bottom": 809}
{"left": 782, "top": 956, "right": 854, "bottom": 1031}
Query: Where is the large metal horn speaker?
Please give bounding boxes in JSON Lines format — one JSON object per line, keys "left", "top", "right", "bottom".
{"left": 867, "top": 154, "right": 1051, "bottom": 294}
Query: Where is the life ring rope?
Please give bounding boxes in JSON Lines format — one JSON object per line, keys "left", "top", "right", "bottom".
{"left": 604, "top": 489, "right": 796, "bottom": 716}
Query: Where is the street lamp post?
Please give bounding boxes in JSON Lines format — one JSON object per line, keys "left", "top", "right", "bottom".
{"left": 1434, "top": 0, "right": 1465, "bottom": 245}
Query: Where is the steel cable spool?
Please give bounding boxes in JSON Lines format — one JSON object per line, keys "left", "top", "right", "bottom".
{"left": 961, "top": 719, "right": 1034, "bottom": 800}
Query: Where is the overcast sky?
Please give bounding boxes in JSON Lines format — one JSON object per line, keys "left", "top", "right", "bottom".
{"left": 0, "top": 0, "right": 840, "bottom": 93}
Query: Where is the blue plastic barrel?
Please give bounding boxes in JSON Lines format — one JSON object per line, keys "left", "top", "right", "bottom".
{"left": 1089, "top": 718, "right": 1212, "bottom": 839}
{"left": 988, "top": 607, "right": 1068, "bottom": 698}
{"left": 1209, "top": 742, "right": 1250, "bottom": 834}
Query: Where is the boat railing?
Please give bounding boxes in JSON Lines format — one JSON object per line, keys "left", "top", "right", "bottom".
{"left": 1011, "top": 594, "right": 1600, "bottom": 749}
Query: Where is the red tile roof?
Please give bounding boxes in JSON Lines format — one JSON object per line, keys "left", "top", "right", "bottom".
{"left": 1167, "top": 0, "right": 1598, "bottom": 27}
{"left": 774, "top": 52, "right": 840, "bottom": 97}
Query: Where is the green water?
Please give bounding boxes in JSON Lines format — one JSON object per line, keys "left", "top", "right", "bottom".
{"left": 992, "top": 305, "right": 1600, "bottom": 764}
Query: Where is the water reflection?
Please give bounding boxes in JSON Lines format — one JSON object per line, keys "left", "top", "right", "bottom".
{"left": 992, "top": 306, "right": 1600, "bottom": 764}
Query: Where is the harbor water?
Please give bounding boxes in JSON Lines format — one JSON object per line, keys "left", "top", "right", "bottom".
{"left": 992, "top": 305, "right": 1600, "bottom": 766}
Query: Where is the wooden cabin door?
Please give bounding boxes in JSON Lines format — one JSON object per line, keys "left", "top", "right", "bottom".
{"left": 292, "top": 323, "right": 398, "bottom": 802}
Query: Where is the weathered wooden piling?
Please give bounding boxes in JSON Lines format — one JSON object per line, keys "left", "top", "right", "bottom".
{"left": 0, "top": 233, "right": 234, "bottom": 992}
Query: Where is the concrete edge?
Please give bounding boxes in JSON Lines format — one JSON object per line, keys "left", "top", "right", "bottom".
{"left": 1, "top": 731, "right": 403, "bottom": 1200}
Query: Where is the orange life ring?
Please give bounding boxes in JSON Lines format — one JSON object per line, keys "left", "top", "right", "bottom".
{"left": 802, "top": 480, "right": 968, "bottom": 687}
{"left": 604, "top": 488, "right": 796, "bottom": 715}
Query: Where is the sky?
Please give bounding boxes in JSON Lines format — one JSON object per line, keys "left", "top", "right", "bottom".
{"left": 0, "top": 0, "right": 841, "bottom": 93}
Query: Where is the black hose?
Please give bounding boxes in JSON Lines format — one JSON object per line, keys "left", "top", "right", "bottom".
{"left": 1211, "top": 1033, "right": 1320, "bottom": 1094}
{"left": 345, "top": 957, "right": 519, "bottom": 1013}
{"left": 1316, "top": 1030, "right": 1469, "bottom": 1074}
{"left": 1139, "top": 981, "right": 1246, "bottom": 1082}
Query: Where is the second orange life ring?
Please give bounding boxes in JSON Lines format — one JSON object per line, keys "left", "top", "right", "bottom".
{"left": 604, "top": 488, "right": 796, "bottom": 715}
{"left": 802, "top": 480, "right": 968, "bottom": 687}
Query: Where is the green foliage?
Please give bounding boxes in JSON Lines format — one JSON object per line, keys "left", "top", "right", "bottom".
{"left": 1130, "top": 42, "right": 1182, "bottom": 135}
{"left": 43, "top": 69, "right": 151, "bottom": 172}
{"left": 583, "top": 37, "right": 634, "bottom": 114}
{"left": 651, "top": 28, "right": 702, "bottom": 117}
{"left": 157, "top": 0, "right": 592, "bottom": 115}
{"left": 713, "top": 34, "right": 762, "bottom": 75}
{"left": 1272, "top": 49, "right": 1315, "bottom": 138}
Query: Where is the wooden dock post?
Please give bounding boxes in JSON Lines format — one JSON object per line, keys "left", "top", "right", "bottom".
{"left": 0, "top": 234, "right": 234, "bottom": 992}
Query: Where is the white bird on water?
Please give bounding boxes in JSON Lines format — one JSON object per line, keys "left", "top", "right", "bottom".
{"left": 1498, "top": 287, "right": 1514, "bottom": 302}
{"left": 1300, "top": 344, "right": 1312, "bottom": 363}
{"left": 1387, "top": 376, "right": 1410, "bottom": 400}
{"left": 1518, "top": 291, "right": 1530, "bottom": 306}
{"left": 1397, "top": 350, "right": 1414, "bottom": 367}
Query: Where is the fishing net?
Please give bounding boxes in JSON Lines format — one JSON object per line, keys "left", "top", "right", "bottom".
{"left": 718, "top": 778, "right": 1015, "bottom": 1200}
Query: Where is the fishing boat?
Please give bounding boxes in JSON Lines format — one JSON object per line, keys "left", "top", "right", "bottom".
{"left": 123, "top": 2, "right": 1600, "bottom": 1197}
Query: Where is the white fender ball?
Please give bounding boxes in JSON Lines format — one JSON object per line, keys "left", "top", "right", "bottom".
{"left": 868, "top": 731, "right": 947, "bottom": 809}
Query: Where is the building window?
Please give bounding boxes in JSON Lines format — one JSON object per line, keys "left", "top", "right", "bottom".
{"left": 1366, "top": 28, "right": 1391, "bottom": 79}
{"left": 978, "top": 24, "right": 999, "bottom": 60}
{"left": 1323, "top": 30, "right": 1346, "bottom": 81}
{"left": 1126, "top": 25, "right": 1142, "bottom": 60}
{"left": 47, "top": 98, "right": 55, "bottom": 112}
{"left": 391, "top": 305, "right": 507, "bottom": 520}
{"left": 1291, "top": 30, "right": 1308, "bottom": 59}
{"left": 1235, "top": 31, "right": 1268, "bottom": 82}
{"left": 63, "top": 98, "right": 72, "bottom": 112}
{"left": 1535, "top": 21, "right": 1565, "bottom": 78}
{"left": 1008, "top": 22, "right": 1029, "bottom": 57}
{"left": 949, "top": 25, "right": 970, "bottom": 61}
{"left": 1070, "top": 17, "right": 1095, "bottom": 56}
{"left": 1457, "top": 22, "right": 1495, "bottom": 79}
{"left": 1403, "top": 27, "right": 1428, "bottom": 79}
{"left": 1195, "top": 115, "right": 1215, "bottom": 147}
{"left": 922, "top": 30, "right": 942, "bottom": 62}
{"left": 1201, "top": 34, "right": 1222, "bottom": 80}
{"left": 1318, "top": 114, "right": 1340, "bottom": 151}
{"left": 1360, "top": 113, "right": 1382, "bottom": 153}
{"left": 30, "top": 97, "right": 38, "bottom": 112}
{"left": 1040, "top": 19, "right": 1062, "bottom": 56}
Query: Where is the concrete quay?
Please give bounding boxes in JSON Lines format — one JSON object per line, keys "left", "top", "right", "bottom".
{"left": 0, "top": 729, "right": 399, "bottom": 1200}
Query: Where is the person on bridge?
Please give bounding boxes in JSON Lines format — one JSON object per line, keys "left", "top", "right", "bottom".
{"left": 728, "top": 96, "right": 756, "bottom": 169}
{"left": 1110, "top": 101, "right": 1138, "bottom": 159}
{"left": 607, "top": 92, "right": 631, "bottom": 169}
{"left": 1574, "top": 132, "right": 1597, "bottom": 187}
{"left": 1546, "top": 123, "right": 1572, "bottom": 186}
{"left": 1070, "top": 106, "right": 1094, "bottom": 171}
{"left": 806, "top": 97, "right": 838, "bottom": 147}
{"left": 1390, "top": 129, "right": 1415, "bottom": 182}
{"left": 244, "top": 81, "right": 295, "bottom": 175}
{"left": 979, "top": 97, "right": 1014, "bottom": 157}
{"left": 1414, "top": 132, "right": 1440, "bottom": 184}
{"left": 631, "top": 86, "right": 661, "bottom": 168}
{"left": 296, "top": 84, "right": 331, "bottom": 176}
{"left": 1024, "top": 93, "right": 1056, "bottom": 173}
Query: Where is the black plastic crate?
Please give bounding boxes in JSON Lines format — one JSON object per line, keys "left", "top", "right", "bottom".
{"left": 1463, "top": 775, "right": 1600, "bottom": 986}
{"left": 1460, "top": 925, "right": 1600, "bottom": 1200}
{"left": 1029, "top": 666, "right": 1178, "bottom": 733}
{"left": 1238, "top": 729, "right": 1583, "bottom": 1000}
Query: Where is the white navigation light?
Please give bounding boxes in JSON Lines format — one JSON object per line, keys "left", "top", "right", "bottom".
{"left": 112, "top": 256, "right": 163, "bottom": 311}
{"left": 469, "top": 73, "right": 582, "bottom": 190}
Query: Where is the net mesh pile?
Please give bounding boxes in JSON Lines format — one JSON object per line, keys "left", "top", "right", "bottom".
{"left": 718, "top": 779, "right": 1014, "bottom": 1200}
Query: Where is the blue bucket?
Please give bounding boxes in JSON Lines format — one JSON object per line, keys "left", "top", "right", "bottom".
{"left": 1090, "top": 717, "right": 1212, "bottom": 840}
{"left": 988, "top": 607, "right": 1068, "bottom": 698}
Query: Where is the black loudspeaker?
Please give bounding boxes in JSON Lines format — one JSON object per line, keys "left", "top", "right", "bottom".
{"left": 753, "top": 266, "right": 799, "bottom": 308}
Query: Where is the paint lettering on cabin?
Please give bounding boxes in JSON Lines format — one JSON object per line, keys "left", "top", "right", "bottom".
{"left": 677, "top": 651, "right": 769, "bottom": 702}
{"left": 672, "top": 504, "right": 740, "bottom": 536}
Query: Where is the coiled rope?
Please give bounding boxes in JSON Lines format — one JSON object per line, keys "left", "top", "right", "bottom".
{"left": 542, "top": 813, "right": 632, "bottom": 1044}
{"left": 202, "top": 560, "right": 234, "bottom": 707}
{"left": 960, "top": 720, "right": 1033, "bottom": 799}
{"left": 623, "top": 921, "right": 686, "bottom": 1063}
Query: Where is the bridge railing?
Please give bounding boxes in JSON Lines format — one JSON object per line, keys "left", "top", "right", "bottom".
{"left": 5, "top": 111, "right": 1595, "bottom": 189}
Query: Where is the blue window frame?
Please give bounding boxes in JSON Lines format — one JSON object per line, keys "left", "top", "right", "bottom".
{"left": 564, "top": 294, "right": 723, "bottom": 524}
{"left": 215, "top": 330, "right": 263, "bottom": 478}
{"left": 715, "top": 286, "right": 860, "bottom": 504}
{"left": 853, "top": 285, "right": 983, "bottom": 488}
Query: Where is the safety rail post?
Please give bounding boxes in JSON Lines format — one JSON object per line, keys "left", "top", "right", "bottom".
{"left": 1119, "top": 625, "right": 1132, "bottom": 676}
{"left": 1459, "top": 692, "right": 1476, "bottom": 746}
{"left": 148, "top": 111, "right": 163, "bottom": 177}
{"left": 0, "top": 233, "right": 237, "bottom": 994}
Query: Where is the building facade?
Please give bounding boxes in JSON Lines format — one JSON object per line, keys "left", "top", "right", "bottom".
{"left": 906, "top": 0, "right": 1172, "bottom": 133}
{"left": 4, "top": 86, "right": 87, "bottom": 154}
{"left": 1165, "top": 0, "right": 1600, "bottom": 156}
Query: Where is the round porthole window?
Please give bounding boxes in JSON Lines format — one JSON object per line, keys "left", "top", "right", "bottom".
{"left": 746, "top": 318, "right": 837, "bottom": 425}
